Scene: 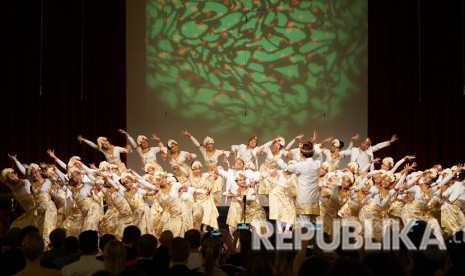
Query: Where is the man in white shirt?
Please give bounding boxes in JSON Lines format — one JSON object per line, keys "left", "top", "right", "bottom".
{"left": 277, "top": 141, "right": 323, "bottom": 224}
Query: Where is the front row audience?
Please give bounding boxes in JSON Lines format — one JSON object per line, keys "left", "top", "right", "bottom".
{"left": 1, "top": 224, "right": 465, "bottom": 275}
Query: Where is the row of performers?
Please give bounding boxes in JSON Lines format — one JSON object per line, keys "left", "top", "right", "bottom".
{"left": 2, "top": 146, "right": 465, "bottom": 243}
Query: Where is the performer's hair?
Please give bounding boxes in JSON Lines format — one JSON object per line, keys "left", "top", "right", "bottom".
{"left": 300, "top": 142, "right": 314, "bottom": 158}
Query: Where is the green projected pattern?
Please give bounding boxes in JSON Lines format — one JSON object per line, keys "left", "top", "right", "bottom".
{"left": 146, "top": 0, "right": 367, "bottom": 136}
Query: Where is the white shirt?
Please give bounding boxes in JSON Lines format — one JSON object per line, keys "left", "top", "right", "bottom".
{"left": 277, "top": 152, "right": 322, "bottom": 206}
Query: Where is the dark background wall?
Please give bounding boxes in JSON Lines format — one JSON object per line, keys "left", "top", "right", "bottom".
{"left": 368, "top": 0, "right": 465, "bottom": 169}
{"left": 1, "top": 0, "right": 464, "bottom": 176}
{"left": 1, "top": 0, "right": 126, "bottom": 173}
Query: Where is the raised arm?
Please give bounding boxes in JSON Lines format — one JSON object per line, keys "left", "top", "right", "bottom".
{"left": 397, "top": 162, "right": 418, "bottom": 189}
{"left": 285, "top": 133, "right": 304, "bottom": 150}
{"left": 54, "top": 167, "right": 68, "bottom": 183}
{"left": 391, "top": 155, "right": 415, "bottom": 173}
{"left": 138, "top": 179, "right": 156, "bottom": 190}
{"left": 77, "top": 135, "right": 98, "bottom": 149}
{"left": 181, "top": 129, "right": 201, "bottom": 148}
{"left": 380, "top": 190, "right": 397, "bottom": 207}
{"left": 119, "top": 129, "right": 138, "bottom": 149}
{"left": 151, "top": 134, "right": 168, "bottom": 153}
{"left": 319, "top": 136, "right": 333, "bottom": 149}
{"left": 277, "top": 158, "right": 300, "bottom": 175}
{"left": 47, "top": 149, "right": 68, "bottom": 171}
{"left": 437, "top": 164, "right": 465, "bottom": 188}
{"left": 339, "top": 134, "right": 360, "bottom": 157}
{"left": 8, "top": 154, "right": 26, "bottom": 175}
{"left": 372, "top": 134, "right": 398, "bottom": 152}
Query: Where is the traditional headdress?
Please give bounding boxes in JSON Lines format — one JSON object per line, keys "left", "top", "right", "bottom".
{"left": 142, "top": 174, "right": 155, "bottom": 183}
{"left": 347, "top": 162, "right": 359, "bottom": 173}
{"left": 137, "top": 135, "right": 148, "bottom": 145}
{"left": 234, "top": 171, "right": 247, "bottom": 181}
{"left": 203, "top": 136, "right": 215, "bottom": 145}
{"left": 408, "top": 171, "right": 423, "bottom": 181}
{"left": 0, "top": 168, "right": 14, "bottom": 183}
{"left": 144, "top": 163, "right": 156, "bottom": 173}
{"left": 97, "top": 137, "right": 108, "bottom": 148}
{"left": 382, "top": 171, "right": 396, "bottom": 183}
{"left": 274, "top": 136, "right": 285, "bottom": 147}
{"left": 234, "top": 157, "right": 245, "bottom": 165}
{"left": 27, "top": 163, "right": 41, "bottom": 175}
{"left": 424, "top": 169, "right": 438, "bottom": 179}
{"left": 67, "top": 167, "right": 81, "bottom": 178}
{"left": 120, "top": 172, "right": 135, "bottom": 183}
{"left": 332, "top": 139, "right": 341, "bottom": 149}
{"left": 167, "top": 175, "right": 177, "bottom": 184}
{"left": 46, "top": 166, "right": 56, "bottom": 175}
{"left": 67, "top": 156, "right": 82, "bottom": 170}
{"left": 342, "top": 171, "right": 355, "bottom": 184}
{"left": 167, "top": 139, "right": 178, "bottom": 149}
{"left": 382, "top": 157, "right": 394, "bottom": 168}
{"left": 441, "top": 168, "right": 452, "bottom": 177}
{"left": 99, "top": 161, "right": 111, "bottom": 171}
{"left": 191, "top": 161, "right": 203, "bottom": 170}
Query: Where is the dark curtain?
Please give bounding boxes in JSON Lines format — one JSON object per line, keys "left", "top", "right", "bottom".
{"left": 0, "top": 0, "right": 126, "bottom": 232}
{"left": 368, "top": 0, "right": 465, "bottom": 169}
{"left": 1, "top": 0, "right": 126, "bottom": 169}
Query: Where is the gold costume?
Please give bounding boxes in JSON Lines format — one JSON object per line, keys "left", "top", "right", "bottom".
{"left": 9, "top": 183, "right": 37, "bottom": 229}
{"left": 441, "top": 200, "right": 465, "bottom": 237}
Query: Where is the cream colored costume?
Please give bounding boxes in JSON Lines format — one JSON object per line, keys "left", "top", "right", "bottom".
{"left": 126, "top": 135, "right": 167, "bottom": 172}
{"left": 188, "top": 173, "right": 219, "bottom": 229}
{"left": 358, "top": 188, "right": 396, "bottom": 241}
{"left": 168, "top": 151, "right": 197, "bottom": 183}
{"left": 31, "top": 178, "right": 57, "bottom": 241}
{"left": 81, "top": 138, "right": 128, "bottom": 172}
{"left": 124, "top": 187, "right": 152, "bottom": 234}
{"left": 440, "top": 181, "right": 465, "bottom": 237}
{"left": 70, "top": 182, "right": 101, "bottom": 232}
{"left": 268, "top": 171, "right": 297, "bottom": 225}
{"left": 99, "top": 186, "right": 133, "bottom": 240}
{"left": 4, "top": 178, "right": 38, "bottom": 229}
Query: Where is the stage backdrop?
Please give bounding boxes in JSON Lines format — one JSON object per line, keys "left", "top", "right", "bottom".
{"left": 126, "top": 0, "right": 368, "bottom": 172}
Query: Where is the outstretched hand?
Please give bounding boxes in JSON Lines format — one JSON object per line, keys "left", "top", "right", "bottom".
{"left": 151, "top": 134, "right": 161, "bottom": 142}
{"left": 7, "top": 154, "right": 17, "bottom": 160}
{"left": 351, "top": 134, "right": 360, "bottom": 142}
{"left": 404, "top": 155, "right": 415, "bottom": 161}
{"left": 181, "top": 129, "right": 191, "bottom": 137}
{"left": 389, "top": 134, "right": 398, "bottom": 144}
{"left": 310, "top": 131, "right": 317, "bottom": 143}
{"left": 118, "top": 129, "right": 129, "bottom": 137}
{"left": 295, "top": 133, "right": 304, "bottom": 141}
{"left": 47, "top": 149, "right": 56, "bottom": 159}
